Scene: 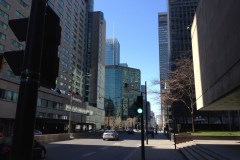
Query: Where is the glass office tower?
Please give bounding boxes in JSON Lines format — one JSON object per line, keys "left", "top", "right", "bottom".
{"left": 105, "top": 65, "right": 140, "bottom": 125}
{"left": 158, "top": 12, "right": 169, "bottom": 91}
{"left": 168, "top": 0, "right": 199, "bottom": 60}
{"left": 105, "top": 38, "right": 120, "bottom": 65}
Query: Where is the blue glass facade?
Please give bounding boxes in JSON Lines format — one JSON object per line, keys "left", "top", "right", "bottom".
{"left": 105, "top": 65, "right": 141, "bottom": 118}
{"left": 105, "top": 38, "right": 120, "bottom": 65}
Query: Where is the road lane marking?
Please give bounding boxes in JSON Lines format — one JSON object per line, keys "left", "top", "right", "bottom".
{"left": 123, "top": 147, "right": 139, "bottom": 160}
{"left": 100, "top": 146, "right": 109, "bottom": 150}
{"left": 82, "top": 152, "right": 96, "bottom": 157}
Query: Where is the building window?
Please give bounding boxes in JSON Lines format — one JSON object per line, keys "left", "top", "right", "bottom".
{"left": 0, "top": 9, "right": 9, "bottom": 19}
{"left": 0, "top": 44, "right": 5, "bottom": 51}
{"left": 0, "top": 0, "right": 11, "bottom": 10}
{"left": 12, "top": 92, "right": 18, "bottom": 102}
{"left": 0, "top": 32, "right": 6, "bottom": 40}
{"left": 57, "top": 3, "right": 64, "bottom": 12}
{"left": 41, "top": 99, "right": 47, "bottom": 107}
{"left": 64, "top": 38, "right": 69, "bottom": 45}
{"left": 56, "top": 10, "right": 63, "bottom": 18}
{"left": 0, "top": 20, "right": 7, "bottom": 30}
{"left": 58, "top": 0, "right": 64, "bottom": 5}
{"left": 11, "top": 39, "right": 23, "bottom": 49}
{"left": 0, "top": 89, "right": 6, "bottom": 99}
{"left": 16, "top": 0, "right": 29, "bottom": 9}
{"left": 47, "top": 101, "right": 53, "bottom": 108}
{"left": 37, "top": 98, "right": 41, "bottom": 107}
{"left": 0, "top": 88, "right": 18, "bottom": 102}
{"left": 48, "top": 1, "right": 54, "bottom": 9}
{"left": 16, "top": 11, "right": 25, "bottom": 18}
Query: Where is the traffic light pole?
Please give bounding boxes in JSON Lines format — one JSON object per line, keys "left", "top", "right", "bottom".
{"left": 11, "top": 0, "right": 46, "bottom": 159}
{"left": 140, "top": 93, "right": 145, "bottom": 160}
{"left": 145, "top": 81, "right": 148, "bottom": 145}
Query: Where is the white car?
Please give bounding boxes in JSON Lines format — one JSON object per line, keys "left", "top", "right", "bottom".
{"left": 102, "top": 130, "right": 119, "bottom": 141}
{"left": 34, "top": 130, "right": 42, "bottom": 135}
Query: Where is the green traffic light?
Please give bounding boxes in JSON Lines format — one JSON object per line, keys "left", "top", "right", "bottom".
{"left": 137, "top": 108, "right": 143, "bottom": 114}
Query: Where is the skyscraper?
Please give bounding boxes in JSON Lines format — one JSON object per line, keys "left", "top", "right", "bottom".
{"left": 167, "top": 0, "right": 199, "bottom": 131}
{"left": 168, "top": 0, "right": 199, "bottom": 60}
{"left": 158, "top": 12, "right": 170, "bottom": 130}
{"left": 86, "top": 11, "right": 106, "bottom": 110}
{"left": 105, "top": 38, "right": 120, "bottom": 65}
{"left": 158, "top": 12, "right": 169, "bottom": 90}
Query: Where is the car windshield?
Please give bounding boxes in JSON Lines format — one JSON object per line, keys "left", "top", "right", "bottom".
{"left": 104, "top": 130, "right": 114, "bottom": 133}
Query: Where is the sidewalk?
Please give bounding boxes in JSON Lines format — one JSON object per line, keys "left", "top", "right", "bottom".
{"left": 128, "top": 132, "right": 185, "bottom": 160}
{"left": 193, "top": 139, "right": 240, "bottom": 160}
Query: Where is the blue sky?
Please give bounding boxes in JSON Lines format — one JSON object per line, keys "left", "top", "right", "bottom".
{"left": 94, "top": 0, "right": 167, "bottom": 114}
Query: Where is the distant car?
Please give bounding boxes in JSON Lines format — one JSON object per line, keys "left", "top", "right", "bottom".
{"left": 34, "top": 130, "right": 42, "bottom": 135}
{"left": 127, "top": 129, "right": 134, "bottom": 134}
{"left": 102, "top": 130, "right": 119, "bottom": 141}
{"left": 0, "top": 136, "right": 46, "bottom": 159}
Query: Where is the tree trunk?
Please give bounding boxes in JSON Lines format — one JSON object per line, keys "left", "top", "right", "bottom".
{"left": 191, "top": 114, "right": 195, "bottom": 132}
{"left": 191, "top": 104, "right": 195, "bottom": 132}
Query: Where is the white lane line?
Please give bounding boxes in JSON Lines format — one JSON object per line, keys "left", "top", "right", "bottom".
{"left": 82, "top": 152, "right": 96, "bottom": 157}
{"left": 100, "top": 146, "right": 109, "bottom": 150}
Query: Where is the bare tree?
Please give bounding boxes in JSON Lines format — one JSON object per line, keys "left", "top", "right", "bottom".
{"left": 152, "top": 57, "right": 196, "bottom": 132}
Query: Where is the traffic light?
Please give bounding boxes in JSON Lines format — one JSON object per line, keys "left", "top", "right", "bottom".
{"left": 4, "top": 3, "right": 61, "bottom": 89}
{"left": 136, "top": 96, "right": 143, "bottom": 114}
{"left": 40, "top": 5, "right": 61, "bottom": 89}
{"left": 4, "top": 18, "right": 28, "bottom": 76}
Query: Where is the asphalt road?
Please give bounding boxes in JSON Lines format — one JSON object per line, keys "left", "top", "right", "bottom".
{"left": 44, "top": 132, "right": 142, "bottom": 160}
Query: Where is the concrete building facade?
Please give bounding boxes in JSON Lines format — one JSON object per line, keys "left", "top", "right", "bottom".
{"left": 192, "top": 0, "right": 240, "bottom": 111}
{"left": 0, "top": 0, "right": 105, "bottom": 134}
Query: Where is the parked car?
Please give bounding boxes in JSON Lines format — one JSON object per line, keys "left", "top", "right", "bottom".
{"left": 34, "top": 130, "right": 43, "bottom": 135}
{"left": 102, "top": 130, "right": 119, "bottom": 141}
{"left": 0, "top": 136, "right": 46, "bottom": 159}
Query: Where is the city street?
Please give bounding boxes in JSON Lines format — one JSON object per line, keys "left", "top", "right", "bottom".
{"left": 45, "top": 132, "right": 143, "bottom": 160}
